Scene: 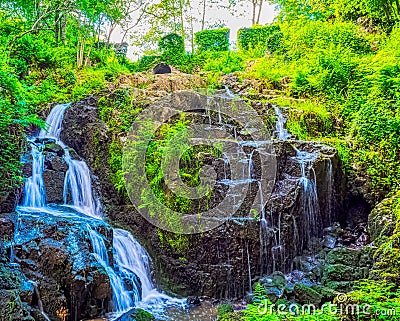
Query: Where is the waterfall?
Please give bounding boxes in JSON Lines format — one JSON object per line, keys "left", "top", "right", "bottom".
{"left": 19, "top": 103, "right": 184, "bottom": 319}
{"left": 87, "top": 226, "right": 137, "bottom": 312}
{"left": 30, "top": 281, "right": 51, "bottom": 321}
{"left": 223, "top": 85, "right": 236, "bottom": 98}
{"left": 63, "top": 150, "right": 102, "bottom": 219}
{"left": 294, "top": 149, "right": 320, "bottom": 249}
{"left": 22, "top": 145, "right": 46, "bottom": 208}
{"left": 326, "top": 158, "right": 333, "bottom": 225}
{"left": 38, "top": 103, "right": 71, "bottom": 140}
{"left": 23, "top": 103, "right": 71, "bottom": 208}
{"left": 258, "top": 180, "right": 269, "bottom": 274}
{"left": 273, "top": 106, "right": 291, "bottom": 140}
{"left": 246, "top": 242, "right": 252, "bottom": 293}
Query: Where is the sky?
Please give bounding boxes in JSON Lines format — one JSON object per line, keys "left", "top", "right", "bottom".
{"left": 110, "top": 0, "right": 278, "bottom": 60}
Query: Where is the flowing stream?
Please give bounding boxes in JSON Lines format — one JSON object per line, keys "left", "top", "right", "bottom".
{"left": 18, "top": 103, "right": 184, "bottom": 319}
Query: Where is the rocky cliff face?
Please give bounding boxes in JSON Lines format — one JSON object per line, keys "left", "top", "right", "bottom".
{"left": 60, "top": 90, "right": 354, "bottom": 299}
{"left": 0, "top": 209, "right": 114, "bottom": 321}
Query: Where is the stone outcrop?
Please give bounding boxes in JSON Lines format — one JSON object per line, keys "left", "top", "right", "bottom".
{"left": 6, "top": 209, "right": 114, "bottom": 321}
{"left": 60, "top": 90, "right": 350, "bottom": 299}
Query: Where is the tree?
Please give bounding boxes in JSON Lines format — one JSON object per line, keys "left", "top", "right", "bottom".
{"left": 229, "top": 0, "right": 265, "bottom": 25}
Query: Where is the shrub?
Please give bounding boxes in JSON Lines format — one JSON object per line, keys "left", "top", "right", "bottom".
{"left": 158, "top": 33, "right": 185, "bottom": 65}
{"left": 195, "top": 28, "right": 230, "bottom": 52}
{"left": 135, "top": 55, "right": 160, "bottom": 72}
{"left": 238, "top": 25, "right": 281, "bottom": 53}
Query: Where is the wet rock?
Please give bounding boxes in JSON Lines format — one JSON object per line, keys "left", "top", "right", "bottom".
{"left": 42, "top": 145, "right": 69, "bottom": 204}
{"left": 115, "top": 308, "right": 155, "bottom": 321}
{"left": 0, "top": 216, "right": 14, "bottom": 241}
{"left": 33, "top": 137, "right": 56, "bottom": 145}
{"left": 0, "top": 263, "right": 36, "bottom": 321}
{"left": 0, "top": 289, "right": 35, "bottom": 321}
{"left": 187, "top": 296, "right": 201, "bottom": 306}
{"left": 323, "top": 235, "right": 337, "bottom": 249}
{"left": 61, "top": 90, "right": 348, "bottom": 300}
{"left": 12, "top": 208, "right": 114, "bottom": 321}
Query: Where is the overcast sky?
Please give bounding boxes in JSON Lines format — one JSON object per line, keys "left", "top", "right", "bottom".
{"left": 111, "top": 1, "right": 278, "bottom": 60}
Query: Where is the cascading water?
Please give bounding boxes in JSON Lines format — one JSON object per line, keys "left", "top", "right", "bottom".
{"left": 18, "top": 103, "right": 184, "bottom": 319}
{"left": 63, "top": 150, "right": 102, "bottom": 219}
{"left": 22, "top": 103, "right": 71, "bottom": 208}
{"left": 294, "top": 149, "right": 320, "bottom": 249}
{"left": 30, "top": 281, "right": 51, "bottom": 321}
{"left": 273, "top": 106, "right": 291, "bottom": 141}
{"left": 22, "top": 145, "right": 46, "bottom": 208}
{"left": 87, "top": 226, "right": 137, "bottom": 312}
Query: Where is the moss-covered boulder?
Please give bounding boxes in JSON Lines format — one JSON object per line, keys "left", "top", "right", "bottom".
{"left": 368, "top": 194, "right": 397, "bottom": 243}
{"left": 293, "top": 283, "right": 322, "bottom": 306}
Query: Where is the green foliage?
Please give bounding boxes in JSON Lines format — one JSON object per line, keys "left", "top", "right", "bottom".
{"left": 201, "top": 51, "right": 245, "bottom": 74}
{"left": 218, "top": 304, "right": 234, "bottom": 317}
{"left": 0, "top": 54, "right": 45, "bottom": 195}
{"left": 194, "top": 28, "right": 230, "bottom": 52}
{"left": 272, "top": 0, "right": 399, "bottom": 29}
{"left": 158, "top": 230, "right": 190, "bottom": 255}
{"left": 134, "top": 55, "right": 161, "bottom": 72}
{"left": 372, "top": 192, "right": 400, "bottom": 282}
{"left": 131, "top": 308, "right": 155, "bottom": 321}
{"left": 237, "top": 25, "right": 282, "bottom": 55}
{"left": 159, "top": 33, "right": 185, "bottom": 66}
{"left": 345, "top": 280, "right": 400, "bottom": 320}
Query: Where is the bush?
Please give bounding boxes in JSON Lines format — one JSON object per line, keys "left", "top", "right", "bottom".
{"left": 195, "top": 28, "right": 230, "bottom": 52}
{"left": 158, "top": 33, "right": 185, "bottom": 66}
{"left": 135, "top": 55, "right": 160, "bottom": 72}
{"left": 238, "top": 25, "right": 281, "bottom": 54}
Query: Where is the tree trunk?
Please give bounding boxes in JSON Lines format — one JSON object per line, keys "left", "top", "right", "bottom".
{"left": 60, "top": 12, "right": 67, "bottom": 44}
{"left": 252, "top": 0, "right": 257, "bottom": 25}
{"left": 256, "top": 0, "right": 263, "bottom": 24}
{"left": 201, "top": 0, "right": 206, "bottom": 30}
{"left": 179, "top": 0, "right": 185, "bottom": 46}
{"left": 54, "top": 11, "right": 60, "bottom": 42}
{"left": 107, "top": 23, "right": 117, "bottom": 47}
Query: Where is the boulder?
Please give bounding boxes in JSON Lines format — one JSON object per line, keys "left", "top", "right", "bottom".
{"left": 153, "top": 63, "right": 171, "bottom": 74}
{"left": 12, "top": 208, "right": 114, "bottom": 321}
{"left": 368, "top": 195, "right": 397, "bottom": 242}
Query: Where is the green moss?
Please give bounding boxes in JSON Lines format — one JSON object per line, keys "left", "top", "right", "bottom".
{"left": 218, "top": 303, "right": 234, "bottom": 317}
{"left": 157, "top": 229, "right": 190, "bottom": 255}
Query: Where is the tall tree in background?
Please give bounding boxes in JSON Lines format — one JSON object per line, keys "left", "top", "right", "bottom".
{"left": 130, "top": 0, "right": 191, "bottom": 54}
{"left": 229, "top": 0, "right": 265, "bottom": 25}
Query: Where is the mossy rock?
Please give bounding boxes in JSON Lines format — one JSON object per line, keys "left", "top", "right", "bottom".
{"left": 325, "top": 248, "right": 361, "bottom": 266}
{"left": 217, "top": 303, "right": 234, "bottom": 317}
{"left": 322, "top": 263, "right": 356, "bottom": 282}
{"left": 0, "top": 289, "right": 35, "bottom": 321}
{"left": 123, "top": 308, "right": 155, "bottom": 321}
{"left": 217, "top": 311, "right": 243, "bottom": 321}
{"left": 293, "top": 283, "right": 322, "bottom": 305}
{"left": 324, "top": 281, "right": 354, "bottom": 293}
{"left": 368, "top": 194, "right": 397, "bottom": 243}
